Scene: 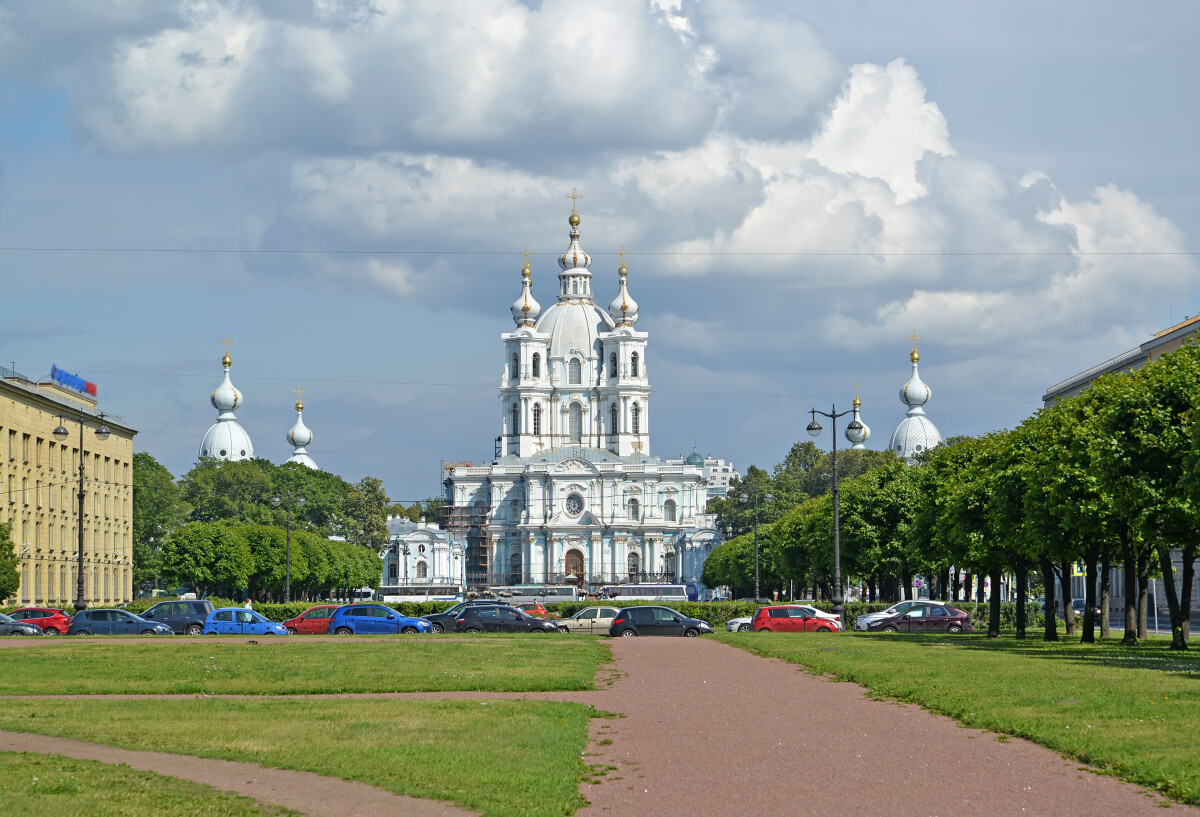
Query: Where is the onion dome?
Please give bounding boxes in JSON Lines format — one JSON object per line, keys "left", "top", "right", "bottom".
{"left": 608, "top": 249, "right": 640, "bottom": 327}
{"left": 557, "top": 196, "right": 593, "bottom": 303}
{"left": 199, "top": 344, "right": 254, "bottom": 462}
{"left": 889, "top": 336, "right": 941, "bottom": 463}
{"left": 845, "top": 392, "right": 871, "bottom": 450}
{"left": 510, "top": 251, "right": 541, "bottom": 327}
{"left": 286, "top": 388, "right": 318, "bottom": 469}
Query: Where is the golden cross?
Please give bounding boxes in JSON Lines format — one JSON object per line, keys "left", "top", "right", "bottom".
{"left": 220, "top": 333, "right": 236, "bottom": 353}
{"left": 907, "top": 330, "right": 922, "bottom": 349}
{"left": 619, "top": 245, "right": 626, "bottom": 268}
{"left": 566, "top": 187, "right": 583, "bottom": 213}
{"left": 294, "top": 384, "right": 305, "bottom": 400}
{"left": 523, "top": 245, "right": 532, "bottom": 268}
{"left": 854, "top": 381, "right": 860, "bottom": 391}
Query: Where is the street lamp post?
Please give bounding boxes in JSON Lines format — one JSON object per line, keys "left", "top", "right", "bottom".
{"left": 402, "top": 543, "right": 410, "bottom": 585}
{"left": 807, "top": 403, "right": 864, "bottom": 629}
{"left": 739, "top": 487, "right": 772, "bottom": 602}
{"left": 272, "top": 491, "right": 306, "bottom": 603}
{"left": 53, "top": 413, "right": 111, "bottom": 613}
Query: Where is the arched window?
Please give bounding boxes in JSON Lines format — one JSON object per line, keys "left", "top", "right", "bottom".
{"left": 664, "top": 499, "right": 677, "bottom": 522}
{"left": 569, "top": 359, "right": 582, "bottom": 384}
{"left": 511, "top": 404, "right": 520, "bottom": 435}
{"left": 627, "top": 552, "right": 640, "bottom": 579}
{"left": 631, "top": 352, "right": 639, "bottom": 378}
{"left": 610, "top": 403, "right": 618, "bottom": 435}
{"left": 632, "top": 403, "right": 640, "bottom": 434}
{"left": 572, "top": 279, "right": 578, "bottom": 295}
{"left": 512, "top": 353, "right": 519, "bottom": 379}
{"left": 627, "top": 498, "right": 640, "bottom": 520}
{"left": 532, "top": 403, "right": 542, "bottom": 435}
{"left": 509, "top": 552, "right": 522, "bottom": 583}
{"left": 532, "top": 353, "right": 540, "bottom": 378}
{"left": 609, "top": 352, "right": 617, "bottom": 378}
{"left": 415, "top": 561, "right": 428, "bottom": 580}
{"left": 569, "top": 404, "right": 582, "bottom": 442}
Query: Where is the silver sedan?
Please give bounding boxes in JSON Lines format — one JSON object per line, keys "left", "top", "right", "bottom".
{"left": 558, "top": 606, "right": 621, "bottom": 634}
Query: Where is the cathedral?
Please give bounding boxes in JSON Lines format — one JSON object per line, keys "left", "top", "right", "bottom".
{"left": 442, "top": 203, "right": 721, "bottom": 590}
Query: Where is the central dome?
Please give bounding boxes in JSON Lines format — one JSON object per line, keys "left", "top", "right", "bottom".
{"left": 535, "top": 300, "right": 614, "bottom": 358}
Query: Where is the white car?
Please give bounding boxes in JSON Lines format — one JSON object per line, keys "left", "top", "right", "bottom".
{"left": 852, "top": 600, "right": 939, "bottom": 631}
{"left": 725, "top": 604, "right": 839, "bottom": 633}
{"left": 557, "top": 606, "right": 621, "bottom": 634}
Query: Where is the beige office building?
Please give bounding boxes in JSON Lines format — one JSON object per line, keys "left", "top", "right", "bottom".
{"left": 1, "top": 364, "right": 137, "bottom": 607}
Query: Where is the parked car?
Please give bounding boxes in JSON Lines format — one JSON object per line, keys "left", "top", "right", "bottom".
{"left": 867, "top": 604, "right": 973, "bottom": 634}
{"left": 750, "top": 606, "right": 842, "bottom": 633}
{"left": 327, "top": 604, "right": 433, "bottom": 635}
{"left": 608, "top": 606, "right": 713, "bottom": 637}
{"left": 139, "top": 600, "right": 216, "bottom": 635}
{"left": 558, "top": 606, "right": 621, "bottom": 634}
{"left": 67, "top": 609, "right": 174, "bottom": 636}
{"left": 424, "top": 601, "right": 515, "bottom": 634}
{"left": 203, "top": 608, "right": 289, "bottom": 636}
{"left": 726, "top": 604, "right": 839, "bottom": 633}
{"left": 8, "top": 607, "right": 73, "bottom": 636}
{"left": 852, "top": 600, "right": 941, "bottom": 631}
{"left": 282, "top": 605, "right": 340, "bottom": 635}
{"left": 0, "top": 612, "right": 43, "bottom": 636}
{"left": 454, "top": 606, "right": 561, "bottom": 634}
{"left": 514, "top": 602, "right": 555, "bottom": 618}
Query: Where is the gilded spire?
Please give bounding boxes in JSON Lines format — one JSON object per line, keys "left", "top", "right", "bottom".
{"left": 220, "top": 333, "right": 235, "bottom": 367}
{"left": 294, "top": 384, "right": 305, "bottom": 412}
{"left": 566, "top": 187, "right": 583, "bottom": 227}
{"left": 908, "top": 330, "right": 922, "bottom": 363}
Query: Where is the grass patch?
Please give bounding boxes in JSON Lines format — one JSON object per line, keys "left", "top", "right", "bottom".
{"left": 0, "top": 752, "right": 297, "bottom": 817}
{"left": 0, "top": 697, "right": 591, "bottom": 817}
{"left": 715, "top": 631, "right": 1200, "bottom": 805}
{"left": 0, "top": 638, "right": 608, "bottom": 695}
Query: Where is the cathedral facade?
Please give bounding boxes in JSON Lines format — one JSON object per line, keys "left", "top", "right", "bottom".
{"left": 443, "top": 206, "right": 720, "bottom": 590}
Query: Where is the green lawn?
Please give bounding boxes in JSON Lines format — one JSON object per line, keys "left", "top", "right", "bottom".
{"left": 715, "top": 631, "right": 1200, "bottom": 805}
{"left": 0, "top": 697, "right": 592, "bottom": 817}
{"left": 0, "top": 638, "right": 608, "bottom": 694}
{"left": 0, "top": 752, "right": 297, "bottom": 817}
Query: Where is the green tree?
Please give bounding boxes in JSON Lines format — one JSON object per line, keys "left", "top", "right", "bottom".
{"left": 159, "top": 522, "right": 253, "bottom": 598}
{"left": 132, "top": 453, "right": 187, "bottom": 591}
{"left": 0, "top": 523, "right": 19, "bottom": 602}
{"left": 342, "top": 476, "right": 391, "bottom": 549}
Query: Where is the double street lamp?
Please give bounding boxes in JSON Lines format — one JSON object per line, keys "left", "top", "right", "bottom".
{"left": 272, "top": 491, "right": 305, "bottom": 603}
{"left": 739, "top": 487, "right": 772, "bottom": 602}
{"left": 806, "top": 403, "right": 864, "bottom": 629}
{"left": 52, "top": 412, "right": 111, "bottom": 613}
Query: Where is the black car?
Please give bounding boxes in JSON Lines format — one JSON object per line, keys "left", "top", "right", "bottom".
{"left": 608, "top": 606, "right": 713, "bottom": 637}
{"left": 0, "top": 612, "right": 43, "bottom": 636}
{"left": 140, "top": 600, "right": 216, "bottom": 635}
{"left": 424, "top": 601, "right": 516, "bottom": 634}
{"left": 67, "top": 609, "right": 174, "bottom": 636}
{"left": 453, "top": 606, "right": 560, "bottom": 634}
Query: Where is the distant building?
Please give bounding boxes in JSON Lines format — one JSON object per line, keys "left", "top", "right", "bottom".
{"left": 198, "top": 343, "right": 254, "bottom": 462}
{"left": 664, "top": 449, "right": 741, "bottom": 499}
{"left": 380, "top": 517, "right": 461, "bottom": 591}
{"left": 1, "top": 363, "right": 136, "bottom": 606}
{"left": 285, "top": 390, "right": 318, "bottom": 470}
{"left": 1043, "top": 314, "right": 1200, "bottom": 405}
{"left": 889, "top": 338, "right": 942, "bottom": 463}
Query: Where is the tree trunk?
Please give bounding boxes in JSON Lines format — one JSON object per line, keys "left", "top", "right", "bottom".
{"left": 1041, "top": 557, "right": 1059, "bottom": 641}
{"left": 977, "top": 570, "right": 986, "bottom": 603}
{"left": 1156, "top": 542, "right": 1185, "bottom": 647}
{"left": 902, "top": 571, "right": 913, "bottom": 601}
{"left": 1100, "top": 548, "right": 1112, "bottom": 638}
{"left": 1122, "top": 531, "right": 1139, "bottom": 646}
{"left": 1177, "top": 545, "right": 1196, "bottom": 649}
{"left": 1058, "top": 560, "right": 1075, "bottom": 636}
{"left": 988, "top": 567, "right": 1002, "bottom": 638}
{"left": 1137, "top": 544, "right": 1151, "bottom": 641}
{"left": 1082, "top": 547, "right": 1099, "bottom": 644}
{"left": 1014, "top": 557, "right": 1028, "bottom": 640}
{"left": 951, "top": 569, "right": 961, "bottom": 602}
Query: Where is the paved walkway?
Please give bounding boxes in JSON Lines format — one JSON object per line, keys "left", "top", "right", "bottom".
{"left": 2, "top": 637, "right": 1195, "bottom": 815}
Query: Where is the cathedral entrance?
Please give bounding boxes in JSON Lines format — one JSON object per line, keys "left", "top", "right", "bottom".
{"left": 564, "top": 549, "right": 585, "bottom": 584}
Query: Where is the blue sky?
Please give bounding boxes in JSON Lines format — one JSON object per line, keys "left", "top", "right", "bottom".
{"left": 1, "top": 0, "right": 1197, "bottom": 502}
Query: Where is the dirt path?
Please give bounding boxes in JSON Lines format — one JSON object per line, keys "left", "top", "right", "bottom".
{"left": 0, "top": 730, "right": 475, "bottom": 817}
{"left": 2, "top": 637, "right": 1195, "bottom": 815}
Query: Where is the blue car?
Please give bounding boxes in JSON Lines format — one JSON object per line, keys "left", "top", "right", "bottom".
{"left": 327, "top": 604, "right": 432, "bottom": 635}
{"left": 203, "top": 608, "right": 289, "bottom": 636}
{"left": 67, "top": 609, "right": 173, "bottom": 636}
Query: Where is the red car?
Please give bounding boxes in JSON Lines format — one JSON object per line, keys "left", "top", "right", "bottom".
{"left": 751, "top": 605, "right": 841, "bottom": 633}
{"left": 282, "top": 605, "right": 340, "bottom": 635}
{"left": 515, "top": 602, "right": 556, "bottom": 619}
{"left": 9, "top": 607, "right": 73, "bottom": 636}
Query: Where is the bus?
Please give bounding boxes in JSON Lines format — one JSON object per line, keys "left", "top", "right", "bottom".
{"left": 607, "top": 583, "right": 690, "bottom": 603}
{"left": 379, "top": 584, "right": 464, "bottom": 603}
{"left": 486, "top": 584, "right": 581, "bottom": 604}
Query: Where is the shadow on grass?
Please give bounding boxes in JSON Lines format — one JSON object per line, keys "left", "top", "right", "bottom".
{"left": 872, "top": 632, "right": 1200, "bottom": 677}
